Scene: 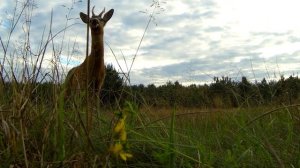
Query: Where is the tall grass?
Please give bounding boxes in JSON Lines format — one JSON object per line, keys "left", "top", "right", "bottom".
{"left": 1, "top": 0, "right": 300, "bottom": 167}
{"left": 133, "top": 107, "right": 300, "bottom": 167}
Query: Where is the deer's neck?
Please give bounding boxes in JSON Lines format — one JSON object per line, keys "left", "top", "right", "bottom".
{"left": 90, "top": 33, "right": 104, "bottom": 63}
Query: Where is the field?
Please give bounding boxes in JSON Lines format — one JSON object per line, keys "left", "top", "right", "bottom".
{"left": 0, "top": 86, "right": 299, "bottom": 167}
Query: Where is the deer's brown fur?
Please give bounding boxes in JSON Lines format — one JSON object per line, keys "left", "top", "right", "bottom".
{"left": 65, "top": 7, "right": 114, "bottom": 98}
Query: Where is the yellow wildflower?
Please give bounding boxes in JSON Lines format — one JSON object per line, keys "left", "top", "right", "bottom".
{"left": 114, "top": 118, "right": 125, "bottom": 133}
{"left": 119, "top": 151, "right": 133, "bottom": 161}
{"left": 119, "top": 129, "right": 127, "bottom": 141}
{"left": 109, "top": 111, "right": 132, "bottom": 161}
{"left": 109, "top": 143, "right": 133, "bottom": 161}
{"left": 109, "top": 143, "right": 123, "bottom": 155}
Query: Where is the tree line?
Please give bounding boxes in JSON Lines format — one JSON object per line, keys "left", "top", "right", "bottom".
{"left": 101, "top": 65, "right": 300, "bottom": 108}
{"left": 129, "top": 75, "right": 300, "bottom": 108}
{"left": 1, "top": 65, "right": 300, "bottom": 109}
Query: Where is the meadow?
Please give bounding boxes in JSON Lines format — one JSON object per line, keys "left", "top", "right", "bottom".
{"left": 0, "top": 85, "right": 299, "bottom": 167}
{"left": 1, "top": 0, "right": 300, "bottom": 167}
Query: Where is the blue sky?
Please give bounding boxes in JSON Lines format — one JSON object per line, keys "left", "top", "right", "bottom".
{"left": 1, "top": 0, "right": 300, "bottom": 85}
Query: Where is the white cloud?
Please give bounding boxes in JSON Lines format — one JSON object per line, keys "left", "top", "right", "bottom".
{"left": 165, "top": 0, "right": 189, "bottom": 15}
{"left": 218, "top": 0, "right": 300, "bottom": 33}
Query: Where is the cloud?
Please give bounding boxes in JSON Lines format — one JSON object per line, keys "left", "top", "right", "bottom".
{"left": 1, "top": 0, "right": 300, "bottom": 85}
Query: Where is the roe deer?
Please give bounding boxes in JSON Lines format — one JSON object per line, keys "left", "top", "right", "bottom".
{"left": 65, "top": 7, "right": 114, "bottom": 99}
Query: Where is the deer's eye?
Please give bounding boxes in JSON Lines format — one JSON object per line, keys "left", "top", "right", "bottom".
{"left": 91, "top": 19, "right": 98, "bottom": 24}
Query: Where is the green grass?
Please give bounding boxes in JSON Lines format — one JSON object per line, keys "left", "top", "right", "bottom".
{"left": 1, "top": 85, "right": 300, "bottom": 167}
{"left": 126, "top": 106, "right": 300, "bottom": 167}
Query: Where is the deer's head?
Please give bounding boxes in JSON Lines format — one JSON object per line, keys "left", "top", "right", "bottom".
{"left": 80, "top": 6, "right": 114, "bottom": 34}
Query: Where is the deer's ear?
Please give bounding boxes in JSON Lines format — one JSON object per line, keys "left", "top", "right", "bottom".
{"left": 80, "top": 12, "right": 89, "bottom": 24}
{"left": 103, "top": 9, "right": 114, "bottom": 22}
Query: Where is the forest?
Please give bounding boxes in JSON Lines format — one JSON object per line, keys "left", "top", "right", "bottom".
{"left": 100, "top": 65, "right": 300, "bottom": 109}
{"left": 130, "top": 75, "right": 300, "bottom": 108}
{"left": 8, "top": 64, "right": 298, "bottom": 109}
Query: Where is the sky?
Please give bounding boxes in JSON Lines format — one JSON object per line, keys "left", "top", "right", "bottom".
{"left": 1, "top": 0, "right": 300, "bottom": 85}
